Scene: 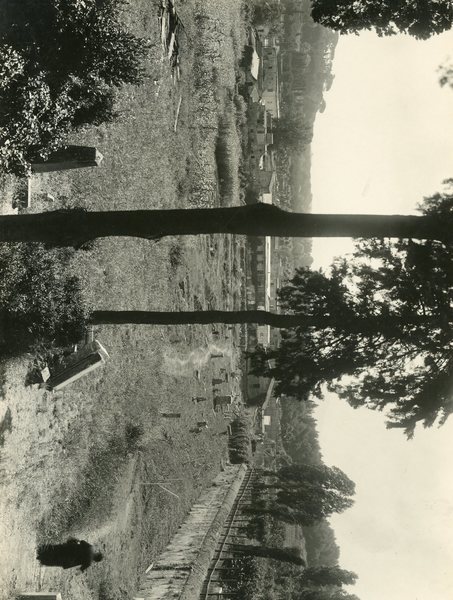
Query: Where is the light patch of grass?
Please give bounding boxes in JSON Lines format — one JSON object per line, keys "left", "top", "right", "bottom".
{"left": 216, "top": 98, "right": 243, "bottom": 206}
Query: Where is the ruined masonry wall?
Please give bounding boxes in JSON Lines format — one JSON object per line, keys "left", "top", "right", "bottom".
{"left": 136, "top": 464, "right": 248, "bottom": 600}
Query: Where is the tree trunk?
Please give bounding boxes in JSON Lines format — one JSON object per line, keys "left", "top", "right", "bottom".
{"left": 91, "top": 309, "right": 316, "bottom": 327}
{"left": 0, "top": 204, "right": 450, "bottom": 246}
{"left": 90, "top": 309, "right": 431, "bottom": 330}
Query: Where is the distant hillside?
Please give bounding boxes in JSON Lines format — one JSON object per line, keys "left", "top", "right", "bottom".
{"left": 280, "top": 398, "right": 322, "bottom": 465}
{"left": 281, "top": 0, "right": 338, "bottom": 207}
{"left": 279, "top": 0, "right": 338, "bottom": 267}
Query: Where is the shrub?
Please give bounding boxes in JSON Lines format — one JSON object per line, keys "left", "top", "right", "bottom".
{"left": 0, "top": 0, "right": 150, "bottom": 175}
{"left": 169, "top": 244, "right": 184, "bottom": 271}
{"left": 0, "top": 243, "right": 88, "bottom": 354}
{"left": 124, "top": 422, "right": 145, "bottom": 452}
{"left": 0, "top": 70, "right": 75, "bottom": 174}
{"left": 229, "top": 414, "right": 252, "bottom": 464}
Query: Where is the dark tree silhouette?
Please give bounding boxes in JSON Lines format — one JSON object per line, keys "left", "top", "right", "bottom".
{"left": 0, "top": 0, "right": 149, "bottom": 174}
{"left": 0, "top": 204, "right": 450, "bottom": 246}
{"left": 296, "top": 590, "right": 360, "bottom": 600}
{"left": 311, "top": 0, "right": 453, "bottom": 40}
{"left": 273, "top": 463, "right": 356, "bottom": 496}
{"left": 272, "top": 115, "right": 313, "bottom": 153}
{"left": 270, "top": 464, "right": 355, "bottom": 524}
{"left": 251, "top": 193, "right": 453, "bottom": 437}
{"left": 247, "top": 463, "right": 355, "bottom": 527}
{"left": 253, "top": 0, "right": 282, "bottom": 26}
{"left": 228, "top": 543, "right": 306, "bottom": 566}
{"left": 300, "top": 565, "right": 358, "bottom": 588}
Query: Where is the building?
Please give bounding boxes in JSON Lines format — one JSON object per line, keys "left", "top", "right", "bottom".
{"left": 255, "top": 235, "right": 272, "bottom": 347}
{"left": 248, "top": 101, "right": 267, "bottom": 174}
{"left": 262, "top": 396, "right": 281, "bottom": 442}
{"left": 261, "top": 46, "right": 280, "bottom": 118}
{"left": 281, "top": 49, "right": 311, "bottom": 108}
{"left": 248, "top": 103, "right": 274, "bottom": 182}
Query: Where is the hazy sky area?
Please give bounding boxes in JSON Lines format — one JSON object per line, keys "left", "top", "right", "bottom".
{"left": 311, "top": 30, "right": 453, "bottom": 267}
{"left": 309, "top": 30, "right": 453, "bottom": 600}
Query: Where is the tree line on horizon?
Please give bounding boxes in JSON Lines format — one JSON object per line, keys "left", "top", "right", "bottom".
{"left": 216, "top": 457, "right": 360, "bottom": 599}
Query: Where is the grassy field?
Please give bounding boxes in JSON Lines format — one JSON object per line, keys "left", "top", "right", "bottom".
{"left": 0, "top": 0, "right": 247, "bottom": 599}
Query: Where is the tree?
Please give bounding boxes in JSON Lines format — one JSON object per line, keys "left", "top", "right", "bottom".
{"left": 296, "top": 590, "right": 360, "bottom": 600}
{"left": 274, "top": 463, "right": 356, "bottom": 496}
{"left": 272, "top": 115, "right": 313, "bottom": 153}
{"left": 228, "top": 543, "right": 306, "bottom": 566}
{"left": 268, "top": 463, "right": 356, "bottom": 524}
{"left": 0, "top": 203, "right": 450, "bottom": 246}
{"left": 252, "top": 0, "right": 283, "bottom": 26}
{"left": 0, "top": 243, "right": 87, "bottom": 354}
{"left": 219, "top": 556, "right": 260, "bottom": 599}
{"left": 303, "top": 521, "right": 340, "bottom": 567}
{"left": 89, "top": 308, "right": 422, "bottom": 328}
{"left": 0, "top": 0, "right": 149, "bottom": 175}
{"left": 300, "top": 566, "right": 358, "bottom": 588}
{"left": 252, "top": 193, "right": 453, "bottom": 438}
{"left": 310, "top": 0, "right": 453, "bottom": 40}
{"left": 247, "top": 463, "right": 355, "bottom": 527}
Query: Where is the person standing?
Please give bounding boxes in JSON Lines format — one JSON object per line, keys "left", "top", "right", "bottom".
{"left": 37, "top": 538, "right": 103, "bottom": 572}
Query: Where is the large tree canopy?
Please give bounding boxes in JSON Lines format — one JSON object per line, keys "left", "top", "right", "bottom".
{"left": 251, "top": 463, "right": 355, "bottom": 526}
{"left": 258, "top": 192, "right": 453, "bottom": 438}
{"left": 0, "top": 0, "right": 149, "bottom": 175}
{"left": 300, "top": 566, "right": 358, "bottom": 588}
{"left": 310, "top": 0, "right": 453, "bottom": 40}
{"left": 271, "top": 463, "right": 355, "bottom": 523}
{"left": 272, "top": 114, "right": 313, "bottom": 153}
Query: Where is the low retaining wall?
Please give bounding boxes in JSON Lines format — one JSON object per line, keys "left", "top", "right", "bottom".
{"left": 135, "top": 464, "right": 248, "bottom": 600}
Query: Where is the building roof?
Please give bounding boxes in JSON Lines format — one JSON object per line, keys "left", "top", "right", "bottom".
{"left": 251, "top": 50, "right": 260, "bottom": 80}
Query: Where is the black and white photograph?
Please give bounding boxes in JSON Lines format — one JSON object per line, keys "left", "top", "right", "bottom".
{"left": 0, "top": 1, "right": 452, "bottom": 600}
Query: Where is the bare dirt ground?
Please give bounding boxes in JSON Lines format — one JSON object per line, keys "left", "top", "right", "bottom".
{"left": 0, "top": 1, "right": 247, "bottom": 599}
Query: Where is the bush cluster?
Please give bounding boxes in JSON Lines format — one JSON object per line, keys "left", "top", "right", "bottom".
{"left": 0, "top": 243, "right": 88, "bottom": 354}
{"left": 229, "top": 414, "right": 252, "bottom": 464}
{"left": 0, "top": 0, "right": 150, "bottom": 175}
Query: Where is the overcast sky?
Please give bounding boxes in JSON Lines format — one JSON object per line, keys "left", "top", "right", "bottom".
{"left": 310, "top": 29, "right": 453, "bottom": 600}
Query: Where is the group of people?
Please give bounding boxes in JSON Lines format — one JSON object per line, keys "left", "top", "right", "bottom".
{"left": 37, "top": 538, "right": 103, "bottom": 572}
